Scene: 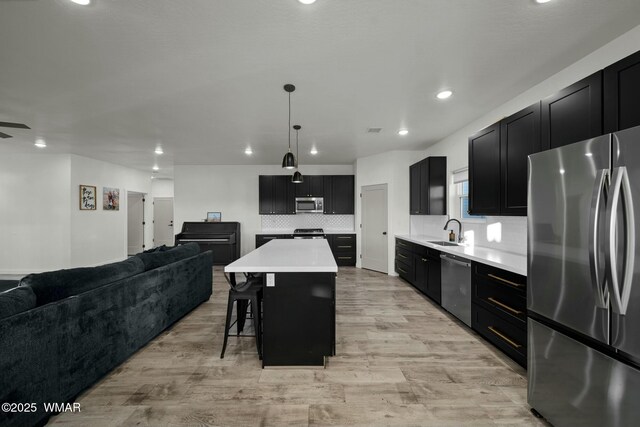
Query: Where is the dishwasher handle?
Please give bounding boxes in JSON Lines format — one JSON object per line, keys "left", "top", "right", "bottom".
{"left": 440, "top": 254, "right": 471, "bottom": 268}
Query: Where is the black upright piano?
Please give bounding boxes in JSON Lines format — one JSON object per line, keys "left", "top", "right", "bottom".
{"left": 175, "top": 222, "right": 241, "bottom": 265}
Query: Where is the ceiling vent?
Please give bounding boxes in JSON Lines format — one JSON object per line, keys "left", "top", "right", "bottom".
{"left": 367, "top": 128, "right": 382, "bottom": 133}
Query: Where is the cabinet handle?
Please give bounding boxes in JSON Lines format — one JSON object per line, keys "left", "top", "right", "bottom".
{"left": 338, "top": 256, "right": 352, "bottom": 260}
{"left": 487, "top": 297, "right": 522, "bottom": 315}
{"left": 488, "top": 274, "right": 524, "bottom": 288}
{"left": 398, "top": 242, "right": 407, "bottom": 247}
{"left": 398, "top": 253, "right": 407, "bottom": 259}
{"left": 338, "top": 245, "right": 352, "bottom": 249}
{"left": 488, "top": 326, "right": 522, "bottom": 349}
{"left": 421, "top": 258, "right": 428, "bottom": 262}
{"left": 397, "top": 267, "right": 407, "bottom": 274}
{"left": 337, "top": 237, "right": 352, "bottom": 239}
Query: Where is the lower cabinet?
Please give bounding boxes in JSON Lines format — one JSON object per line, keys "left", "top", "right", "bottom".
{"left": 471, "top": 262, "right": 527, "bottom": 367}
{"left": 394, "top": 238, "right": 441, "bottom": 304}
{"left": 255, "top": 234, "right": 356, "bottom": 266}
{"left": 327, "top": 234, "right": 357, "bottom": 266}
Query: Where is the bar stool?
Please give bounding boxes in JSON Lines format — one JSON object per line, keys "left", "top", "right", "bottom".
{"left": 220, "top": 272, "right": 263, "bottom": 359}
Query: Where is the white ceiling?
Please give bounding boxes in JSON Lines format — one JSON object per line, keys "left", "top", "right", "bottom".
{"left": 1, "top": 0, "right": 640, "bottom": 176}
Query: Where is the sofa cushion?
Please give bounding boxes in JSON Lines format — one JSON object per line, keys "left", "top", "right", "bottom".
{"left": 19, "top": 257, "right": 145, "bottom": 306}
{"left": 135, "top": 243, "right": 200, "bottom": 271}
{"left": 0, "top": 286, "right": 37, "bottom": 319}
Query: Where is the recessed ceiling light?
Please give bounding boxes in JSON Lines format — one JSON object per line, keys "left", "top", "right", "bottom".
{"left": 155, "top": 146, "right": 164, "bottom": 155}
{"left": 310, "top": 147, "right": 318, "bottom": 155}
{"left": 398, "top": 129, "right": 409, "bottom": 136}
{"left": 245, "top": 147, "right": 253, "bottom": 155}
{"left": 34, "top": 138, "right": 46, "bottom": 148}
{"left": 535, "top": 0, "right": 551, "bottom": 3}
{"left": 152, "top": 165, "right": 159, "bottom": 171}
{"left": 298, "top": 0, "right": 316, "bottom": 4}
{"left": 436, "top": 90, "right": 453, "bottom": 100}
{"left": 70, "top": 0, "right": 91, "bottom": 5}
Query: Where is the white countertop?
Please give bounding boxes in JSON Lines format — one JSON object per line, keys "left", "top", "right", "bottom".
{"left": 259, "top": 230, "right": 355, "bottom": 235}
{"left": 395, "top": 234, "right": 527, "bottom": 276}
{"left": 225, "top": 239, "right": 338, "bottom": 273}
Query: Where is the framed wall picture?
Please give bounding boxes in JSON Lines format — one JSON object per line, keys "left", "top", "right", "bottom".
{"left": 206, "top": 212, "right": 221, "bottom": 222}
{"left": 103, "top": 187, "right": 120, "bottom": 211}
{"left": 79, "top": 185, "right": 97, "bottom": 210}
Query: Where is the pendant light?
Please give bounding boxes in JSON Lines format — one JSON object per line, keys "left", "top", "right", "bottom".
{"left": 281, "top": 84, "right": 296, "bottom": 169}
{"left": 292, "top": 125, "right": 303, "bottom": 183}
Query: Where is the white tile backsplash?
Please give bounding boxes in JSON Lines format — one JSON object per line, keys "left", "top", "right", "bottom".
{"left": 410, "top": 215, "right": 527, "bottom": 255}
{"left": 261, "top": 214, "right": 355, "bottom": 232}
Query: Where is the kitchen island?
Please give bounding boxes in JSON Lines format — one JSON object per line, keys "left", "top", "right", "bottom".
{"left": 224, "top": 239, "right": 338, "bottom": 367}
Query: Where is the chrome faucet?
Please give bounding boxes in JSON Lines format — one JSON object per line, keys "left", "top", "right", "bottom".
{"left": 444, "top": 218, "right": 464, "bottom": 243}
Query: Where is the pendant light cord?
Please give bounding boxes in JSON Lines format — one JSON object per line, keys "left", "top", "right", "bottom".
{"left": 288, "top": 92, "right": 292, "bottom": 152}
{"left": 296, "top": 128, "right": 299, "bottom": 168}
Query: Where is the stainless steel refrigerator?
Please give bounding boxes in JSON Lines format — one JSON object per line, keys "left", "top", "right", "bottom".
{"left": 528, "top": 125, "right": 640, "bottom": 427}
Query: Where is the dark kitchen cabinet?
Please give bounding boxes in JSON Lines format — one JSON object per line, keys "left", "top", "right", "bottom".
{"left": 409, "top": 157, "right": 447, "bottom": 215}
{"left": 395, "top": 238, "right": 441, "bottom": 304}
{"left": 471, "top": 262, "right": 527, "bottom": 368}
{"left": 295, "top": 175, "right": 324, "bottom": 197}
{"left": 258, "top": 175, "right": 295, "bottom": 215}
{"left": 327, "top": 234, "right": 356, "bottom": 266}
{"left": 541, "top": 71, "right": 602, "bottom": 150}
{"left": 255, "top": 234, "right": 293, "bottom": 248}
{"left": 324, "top": 175, "right": 354, "bottom": 214}
{"left": 468, "top": 123, "right": 501, "bottom": 216}
{"left": 604, "top": 50, "right": 640, "bottom": 133}
{"left": 500, "top": 103, "right": 542, "bottom": 216}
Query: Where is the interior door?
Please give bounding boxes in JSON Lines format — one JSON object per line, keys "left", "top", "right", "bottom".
{"left": 127, "top": 192, "right": 144, "bottom": 255}
{"left": 154, "top": 197, "right": 174, "bottom": 247}
{"left": 611, "top": 127, "right": 640, "bottom": 360}
{"left": 527, "top": 135, "right": 610, "bottom": 343}
{"left": 361, "top": 184, "right": 388, "bottom": 273}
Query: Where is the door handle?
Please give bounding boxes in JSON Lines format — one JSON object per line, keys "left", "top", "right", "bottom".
{"left": 606, "top": 166, "right": 635, "bottom": 316}
{"left": 588, "top": 169, "right": 609, "bottom": 308}
{"left": 382, "top": 232, "right": 387, "bottom": 235}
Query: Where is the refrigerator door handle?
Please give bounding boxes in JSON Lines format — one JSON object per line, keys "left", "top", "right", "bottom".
{"left": 606, "top": 166, "right": 635, "bottom": 315}
{"left": 589, "top": 169, "right": 610, "bottom": 308}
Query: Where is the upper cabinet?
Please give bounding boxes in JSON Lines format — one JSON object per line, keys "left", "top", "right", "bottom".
{"left": 324, "top": 175, "right": 354, "bottom": 215}
{"left": 469, "top": 123, "right": 501, "bottom": 216}
{"left": 259, "top": 175, "right": 354, "bottom": 215}
{"left": 295, "top": 175, "right": 324, "bottom": 198}
{"left": 604, "top": 50, "right": 640, "bottom": 133}
{"left": 541, "top": 71, "right": 602, "bottom": 150}
{"left": 409, "top": 156, "right": 447, "bottom": 215}
{"left": 259, "top": 175, "right": 295, "bottom": 215}
{"left": 468, "top": 104, "right": 542, "bottom": 217}
{"left": 500, "top": 103, "right": 542, "bottom": 216}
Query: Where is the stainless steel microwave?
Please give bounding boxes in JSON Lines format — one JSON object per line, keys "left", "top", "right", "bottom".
{"left": 295, "top": 197, "right": 323, "bottom": 213}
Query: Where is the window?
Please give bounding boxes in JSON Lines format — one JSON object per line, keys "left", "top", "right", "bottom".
{"left": 458, "top": 180, "right": 484, "bottom": 220}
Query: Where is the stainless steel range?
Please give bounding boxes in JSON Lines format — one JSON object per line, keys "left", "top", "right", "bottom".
{"left": 293, "top": 228, "right": 325, "bottom": 239}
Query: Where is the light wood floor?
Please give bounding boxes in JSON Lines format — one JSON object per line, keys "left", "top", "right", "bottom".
{"left": 50, "top": 267, "right": 547, "bottom": 426}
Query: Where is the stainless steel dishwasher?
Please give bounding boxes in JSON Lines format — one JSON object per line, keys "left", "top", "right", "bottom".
{"left": 440, "top": 253, "right": 472, "bottom": 327}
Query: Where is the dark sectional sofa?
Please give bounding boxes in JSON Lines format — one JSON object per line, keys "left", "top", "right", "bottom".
{"left": 0, "top": 243, "right": 212, "bottom": 427}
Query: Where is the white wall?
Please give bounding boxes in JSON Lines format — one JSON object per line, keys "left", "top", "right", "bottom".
{"left": 355, "top": 150, "right": 421, "bottom": 275}
{"left": 174, "top": 164, "right": 353, "bottom": 255}
{"left": 0, "top": 153, "right": 71, "bottom": 274}
{"left": 69, "top": 155, "right": 152, "bottom": 267}
{"left": 151, "top": 178, "right": 174, "bottom": 198}
{"left": 422, "top": 24, "right": 640, "bottom": 216}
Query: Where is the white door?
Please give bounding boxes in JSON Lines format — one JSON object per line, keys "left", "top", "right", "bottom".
{"left": 361, "top": 184, "right": 388, "bottom": 273}
{"left": 154, "top": 197, "right": 174, "bottom": 247}
{"left": 127, "top": 192, "right": 145, "bottom": 255}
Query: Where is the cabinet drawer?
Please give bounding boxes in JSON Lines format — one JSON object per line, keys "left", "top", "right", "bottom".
{"left": 395, "top": 247, "right": 414, "bottom": 268}
{"left": 472, "top": 304, "right": 526, "bottom": 367}
{"left": 474, "top": 263, "right": 526, "bottom": 294}
{"left": 335, "top": 254, "right": 356, "bottom": 266}
{"left": 474, "top": 276, "right": 526, "bottom": 324}
{"left": 395, "top": 260, "right": 414, "bottom": 283}
{"left": 333, "top": 234, "right": 355, "bottom": 243}
{"left": 395, "top": 238, "right": 413, "bottom": 250}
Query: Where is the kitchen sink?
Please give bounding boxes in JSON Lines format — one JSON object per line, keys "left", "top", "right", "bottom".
{"left": 428, "top": 241, "right": 459, "bottom": 247}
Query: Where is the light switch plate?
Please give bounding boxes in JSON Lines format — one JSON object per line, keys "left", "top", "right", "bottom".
{"left": 266, "top": 273, "right": 275, "bottom": 287}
